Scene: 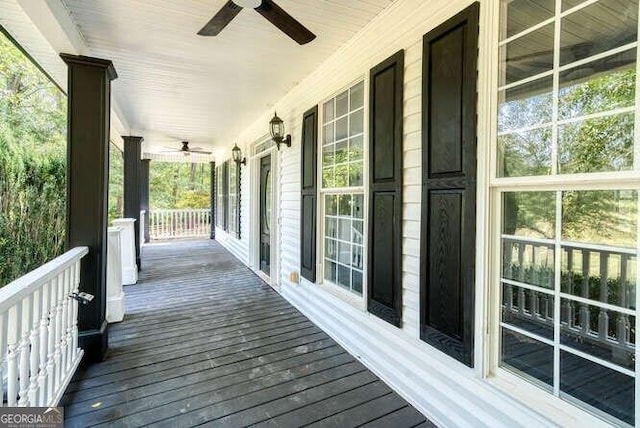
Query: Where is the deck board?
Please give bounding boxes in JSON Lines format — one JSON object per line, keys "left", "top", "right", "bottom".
{"left": 62, "top": 239, "right": 430, "bottom": 427}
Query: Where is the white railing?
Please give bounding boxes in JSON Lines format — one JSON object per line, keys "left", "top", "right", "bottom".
{"left": 148, "top": 208, "right": 211, "bottom": 240}
{"left": 0, "top": 247, "right": 88, "bottom": 407}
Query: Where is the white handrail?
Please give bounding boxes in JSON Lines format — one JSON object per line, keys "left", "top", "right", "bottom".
{"left": 148, "top": 208, "right": 211, "bottom": 240}
{"left": 0, "top": 247, "right": 88, "bottom": 407}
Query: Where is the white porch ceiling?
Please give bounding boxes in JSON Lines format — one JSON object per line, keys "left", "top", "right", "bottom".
{"left": 60, "top": 0, "right": 395, "bottom": 153}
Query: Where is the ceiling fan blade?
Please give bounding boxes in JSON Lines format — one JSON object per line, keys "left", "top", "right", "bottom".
{"left": 198, "top": 1, "right": 242, "bottom": 36}
{"left": 190, "top": 150, "right": 213, "bottom": 154}
{"left": 255, "top": 0, "right": 315, "bottom": 45}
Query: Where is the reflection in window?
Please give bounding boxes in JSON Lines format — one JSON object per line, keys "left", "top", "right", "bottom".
{"left": 498, "top": 0, "right": 639, "bottom": 178}
{"left": 500, "top": 190, "right": 637, "bottom": 425}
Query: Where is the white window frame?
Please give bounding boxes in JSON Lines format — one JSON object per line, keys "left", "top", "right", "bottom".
{"left": 316, "top": 77, "right": 370, "bottom": 309}
{"left": 485, "top": 1, "right": 640, "bottom": 426}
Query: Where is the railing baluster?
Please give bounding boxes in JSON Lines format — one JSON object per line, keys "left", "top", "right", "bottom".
{"left": 7, "top": 304, "right": 20, "bottom": 406}
{"left": 598, "top": 252, "right": 610, "bottom": 339}
{"left": 18, "top": 295, "right": 32, "bottom": 406}
{"left": 0, "top": 312, "right": 6, "bottom": 407}
{"left": 37, "top": 281, "right": 50, "bottom": 406}
{"left": 561, "top": 248, "right": 574, "bottom": 327}
{"left": 45, "top": 274, "right": 57, "bottom": 404}
{"left": 617, "top": 255, "right": 630, "bottom": 345}
{"left": 580, "top": 250, "right": 590, "bottom": 333}
{"left": 28, "top": 289, "right": 41, "bottom": 405}
{"left": 62, "top": 265, "right": 72, "bottom": 375}
{"left": 54, "top": 269, "right": 66, "bottom": 392}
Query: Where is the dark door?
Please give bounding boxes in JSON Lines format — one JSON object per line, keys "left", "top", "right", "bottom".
{"left": 259, "top": 155, "right": 272, "bottom": 276}
{"left": 420, "top": 3, "right": 479, "bottom": 367}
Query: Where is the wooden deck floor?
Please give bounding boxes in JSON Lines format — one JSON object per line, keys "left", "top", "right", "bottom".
{"left": 62, "top": 239, "right": 432, "bottom": 428}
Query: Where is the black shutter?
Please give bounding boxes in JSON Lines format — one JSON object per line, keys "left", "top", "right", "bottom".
{"left": 420, "top": 3, "right": 479, "bottom": 366}
{"left": 367, "top": 50, "right": 404, "bottom": 327}
{"left": 300, "top": 105, "right": 318, "bottom": 282}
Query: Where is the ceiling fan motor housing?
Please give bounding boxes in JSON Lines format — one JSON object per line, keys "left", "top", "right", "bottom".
{"left": 234, "top": 0, "right": 262, "bottom": 8}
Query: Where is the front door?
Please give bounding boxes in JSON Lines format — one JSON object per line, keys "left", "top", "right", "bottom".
{"left": 259, "top": 155, "right": 272, "bottom": 276}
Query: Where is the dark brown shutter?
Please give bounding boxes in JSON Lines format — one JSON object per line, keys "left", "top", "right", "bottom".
{"left": 420, "top": 3, "right": 479, "bottom": 366}
{"left": 300, "top": 106, "right": 318, "bottom": 282}
{"left": 367, "top": 50, "right": 404, "bottom": 327}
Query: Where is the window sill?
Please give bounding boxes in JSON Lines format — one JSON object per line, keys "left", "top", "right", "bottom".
{"left": 314, "top": 279, "right": 365, "bottom": 312}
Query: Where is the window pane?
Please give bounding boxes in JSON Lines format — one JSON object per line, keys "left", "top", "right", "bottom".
{"left": 349, "top": 162, "right": 363, "bottom": 187}
{"left": 325, "top": 238, "right": 337, "bottom": 260}
{"left": 559, "top": 49, "right": 636, "bottom": 120}
{"left": 323, "top": 99, "right": 334, "bottom": 122}
{"left": 560, "top": 0, "right": 639, "bottom": 66}
{"left": 502, "top": 283, "right": 554, "bottom": 340}
{"left": 498, "top": 127, "right": 552, "bottom": 177}
{"left": 351, "top": 245, "right": 364, "bottom": 270}
{"left": 323, "top": 144, "right": 335, "bottom": 165}
{"left": 349, "top": 136, "right": 364, "bottom": 162}
{"left": 339, "top": 195, "right": 352, "bottom": 216}
{"left": 560, "top": 299, "right": 635, "bottom": 370}
{"left": 561, "top": 190, "right": 637, "bottom": 247}
{"left": 560, "top": 351, "right": 634, "bottom": 425}
{"left": 323, "top": 123, "right": 334, "bottom": 144}
{"left": 336, "top": 91, "right": 349, "bottom": 117}
{"left": 352, "top": 195, "right": 364, "bottom": 219}
{"left": 338, "top": 242, "right": 351, "bottom": 265}
{"left": 323, "top": 167, "right": 334, "bottom": 188}
{"left": 498, "top": 76, "right": 553, "bottom": 133}
{"left": 338, "top": 218, "right": 351, "bottom": 242}
{"left": 350, "top": 110, "right": 363, "bottom": 136}
{"left": 503, "top": 191, "right": 555, "bottom": 239}
{"left": 558, "top": 113, "right": 634, "bottom": 174}
{"left": 337, "top": 263, "right": 351, "bottom": 289}
{"left": 335, "top": 140, "right": 348, "bottom": 165}
{"left": 350, "top": 81, "right": 364, "bottom": 110}
{"left": 500, "top": 0, "right": 555, "bottom": 40}
{"left": 325, "top": 195, "right": 338, "bottom": 215}
{"left": 501, "top": 328, "right": 554, "bottom": 388}
{"left": 325, "top": 261, "right": 337, "bottom": 283}
{"left": 336, "top": 116, "right": 349, "bottom": 140}
{"left": 325, "top": 217, "right": 337, "bottom": 238}
{"left": 501, "top": 23, "right": 554, "bottom": 85}
{"left": 352, "top": 220, "right": 364, "bottom": 245}
{"left": 352, "top": 271, "right": 363, "bottom": 294}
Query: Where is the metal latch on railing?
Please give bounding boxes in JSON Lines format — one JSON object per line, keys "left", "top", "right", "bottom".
{"left": 69, "top": 292, "right": 95, "bottom": 305}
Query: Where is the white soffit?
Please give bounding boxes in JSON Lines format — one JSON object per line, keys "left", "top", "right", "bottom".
{"left": 60, "top": 0, "right": 396, "bottom": 153}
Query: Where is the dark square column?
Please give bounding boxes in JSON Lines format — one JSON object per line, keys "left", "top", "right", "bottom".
{"left": 61, "top": 53, "right": 117, "bottom": 363}
{"left": 123, "top": 136, "right": 143, "bottom": 270}
{"left": 140, "top": 159, "right": 150, "bottom": 243}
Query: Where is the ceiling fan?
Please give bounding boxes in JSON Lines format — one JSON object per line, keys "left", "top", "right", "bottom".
{"left": 161, "top": 141, "right": 212, "bottom": 156}
{"left": 198, "top": 0, "right": 316, "bottom": 45}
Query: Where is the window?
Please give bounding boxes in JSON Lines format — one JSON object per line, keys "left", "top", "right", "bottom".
{"left": 495, "top": 0, "right": 639, "bottom": 425}
{"left": 228, "top": 161, "right": 240, "bottom": 238}
{"left": 215, "top": 162, "right": 228, "bottom": 230}
{"left": 321, "top": 81, "right": 365, "bottom": 295}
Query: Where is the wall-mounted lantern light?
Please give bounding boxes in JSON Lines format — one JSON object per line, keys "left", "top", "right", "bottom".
{"left": 232, "top": 143, "right": 246, "bottom": 166}
{"left": 269, "top": 112, "right": 291, "bottom": 150}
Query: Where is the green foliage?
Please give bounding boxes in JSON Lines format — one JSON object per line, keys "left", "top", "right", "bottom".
{"left": 0, "top": 32, "right": 68, "bottom": 286}
{"left": 150, "top": 162, "right": 210, "bottom": 209}
{"left": 108, "top": 143, "right": 124, "bottom": 223}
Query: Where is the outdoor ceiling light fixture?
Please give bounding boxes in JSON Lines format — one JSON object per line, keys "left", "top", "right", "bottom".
{"left": 269, "top": 112, "right": 291, "bottom": 150}
{"left": 232, "top": 143, "right": 246, "bottom": 166}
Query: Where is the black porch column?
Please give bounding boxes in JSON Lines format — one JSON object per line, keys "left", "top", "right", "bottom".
{"left": 61, "top": 53, "right": 117, "bottom": 363}
{"left": 123, "top": 136, "right": 143, "bottom": 270}
{"left": 140, "top": 159, "right": 151, "bottom": 243}
{"left": 210, "top": 161, "right": 216, "bottom": 239}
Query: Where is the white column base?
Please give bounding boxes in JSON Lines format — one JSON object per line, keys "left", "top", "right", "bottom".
{"left": 121, "top": 266, "right": 138, "bottom": 286}
{"left": 106, "top": 291, "right": 125, "bottom": 323}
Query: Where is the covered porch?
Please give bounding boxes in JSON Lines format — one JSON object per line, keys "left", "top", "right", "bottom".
{"left": 61, "top": 240, "right": 429, "bottom": 427}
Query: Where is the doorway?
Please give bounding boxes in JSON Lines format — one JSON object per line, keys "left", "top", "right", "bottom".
{"left": 259, "top": 154, "right": 272, "bottom": 276}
